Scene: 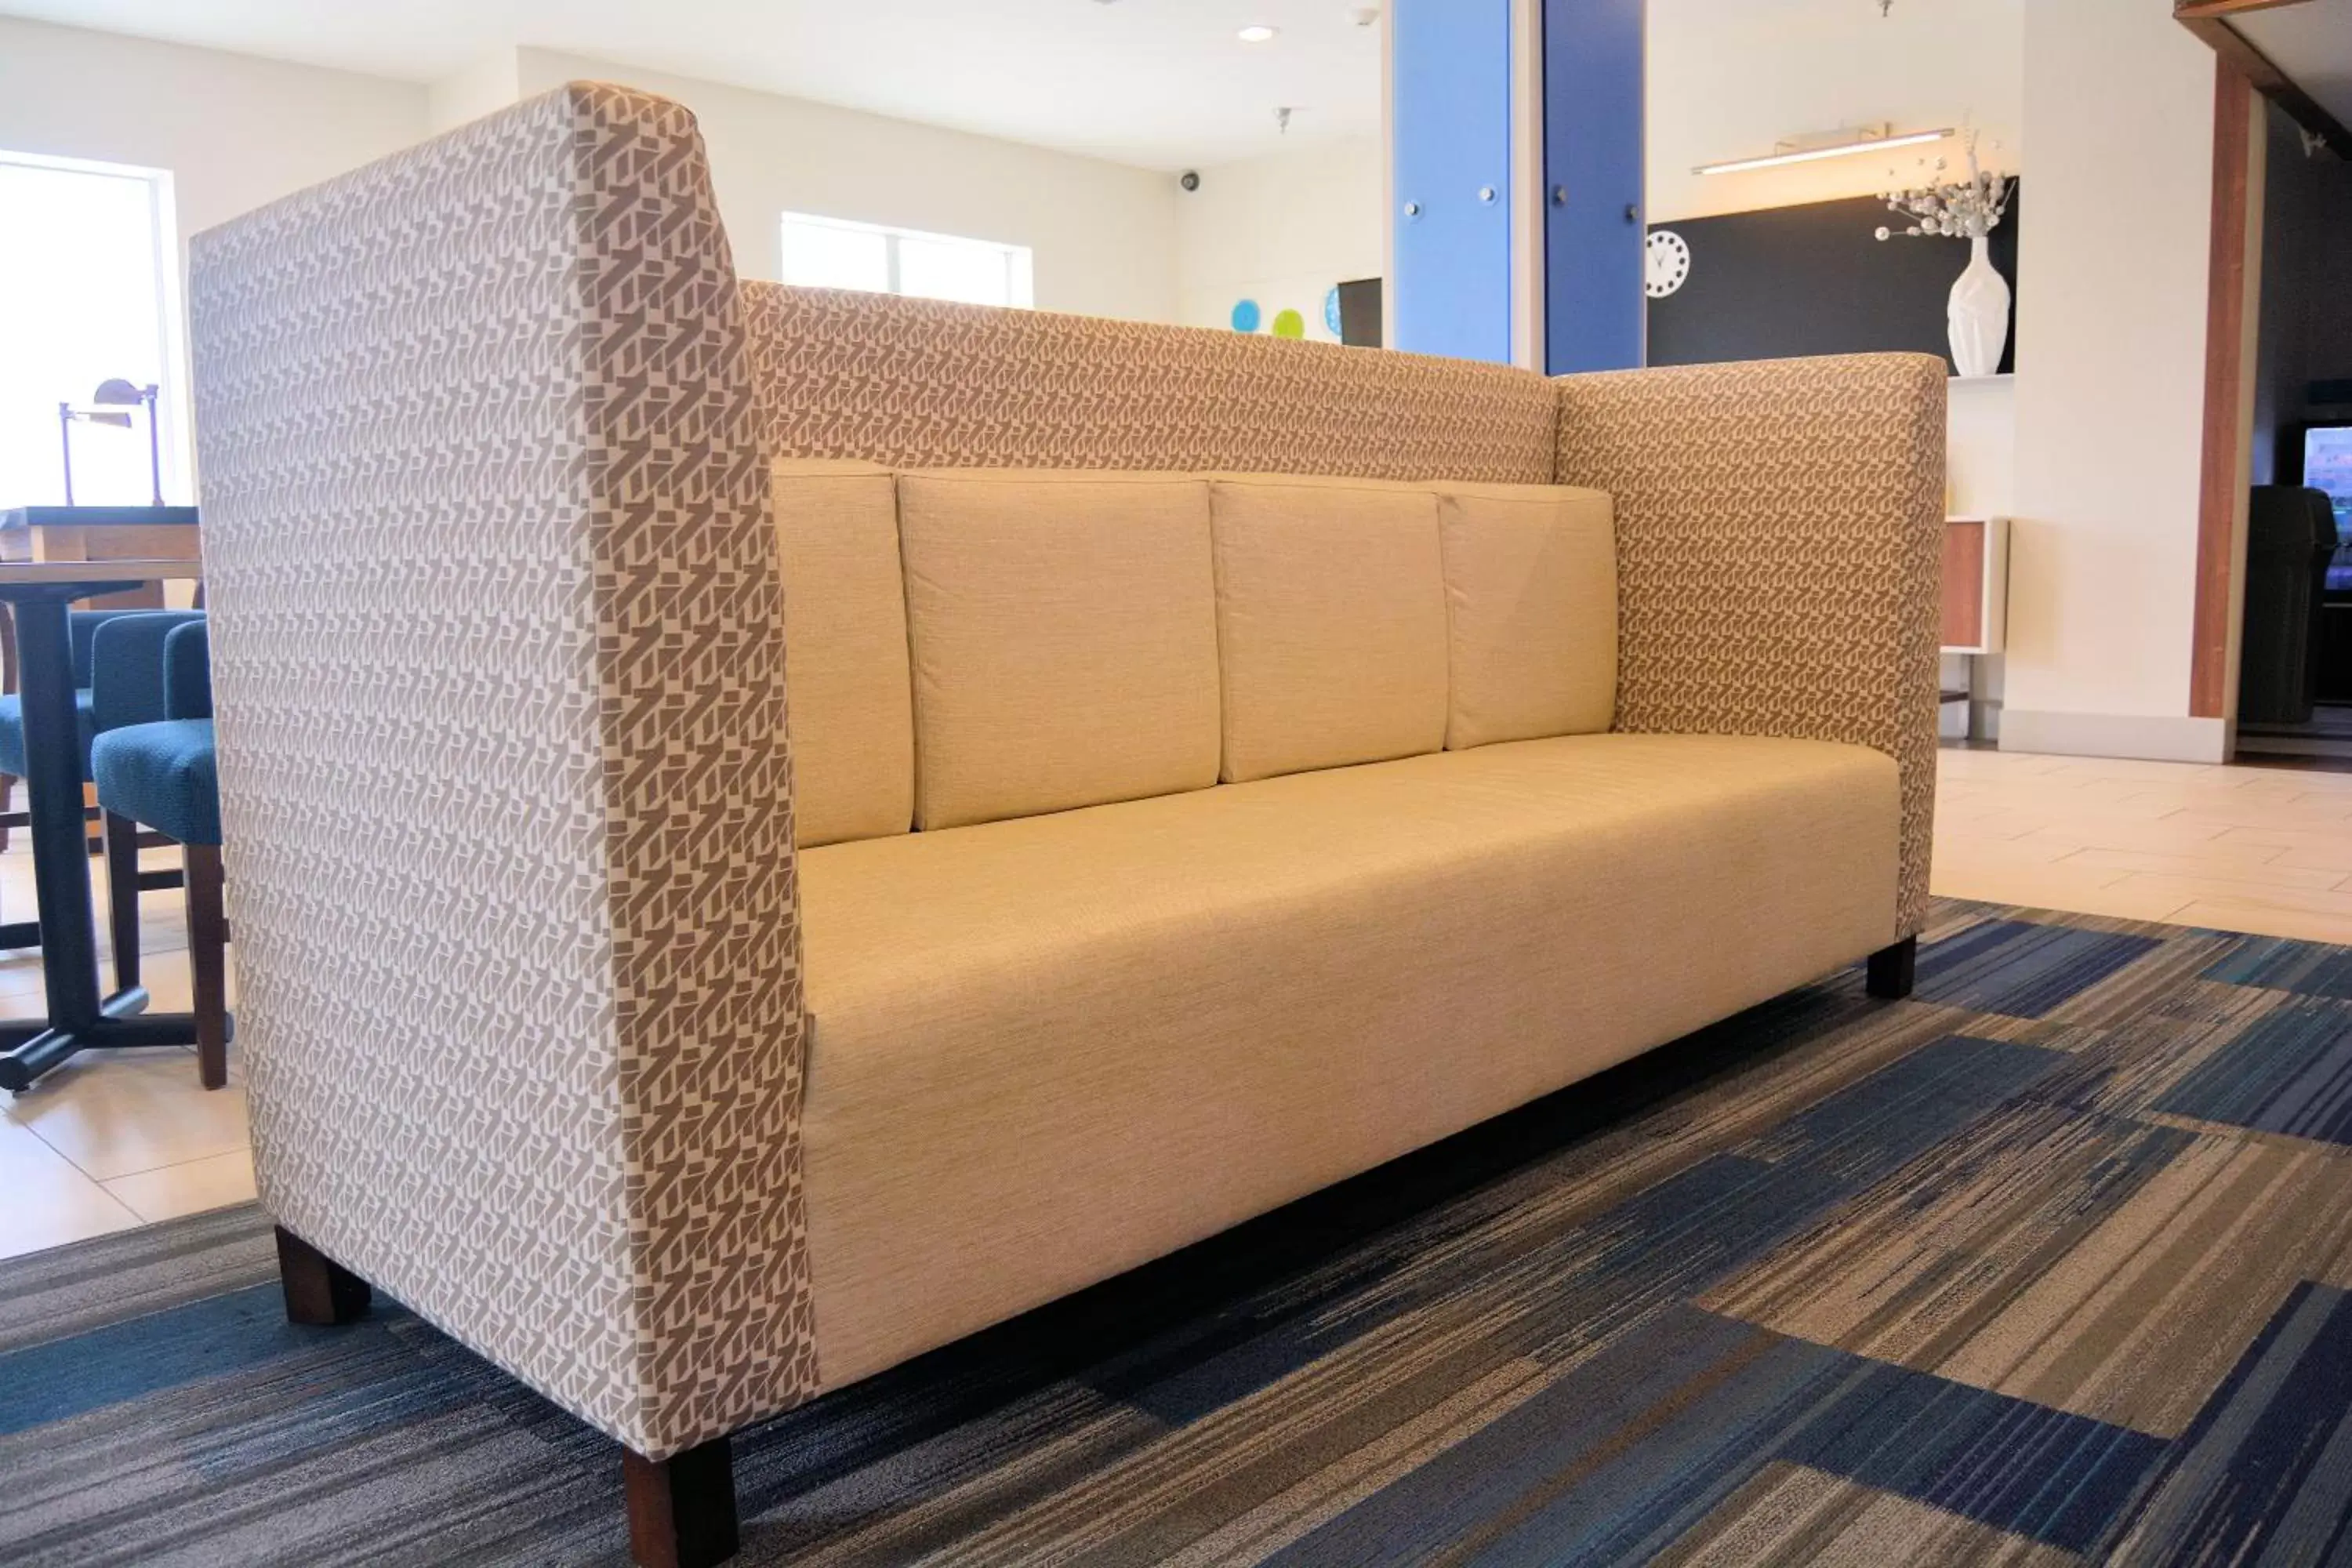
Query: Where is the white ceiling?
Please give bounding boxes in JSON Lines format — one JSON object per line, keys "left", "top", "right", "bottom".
{"left": 0, "top": 0, "right": 1385, "bottom": 170}
{"left": 2234, "top": 0, "right": 2352, "bottom": 141}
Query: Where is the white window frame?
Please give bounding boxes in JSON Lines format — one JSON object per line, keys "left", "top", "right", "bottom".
{"left": 0, "top": 147, "right": 190, "bottom": 504}
{"left": 779, "top": 212, "right": 1035, "bottom": 309}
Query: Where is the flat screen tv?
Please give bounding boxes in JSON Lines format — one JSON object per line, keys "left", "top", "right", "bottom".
{"left": 2288, "top": 422, "right": 2352, "bottom": 590}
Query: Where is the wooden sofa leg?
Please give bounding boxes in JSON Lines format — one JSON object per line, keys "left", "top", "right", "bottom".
{"left": 275, "top": 1225, "right": 372, "bottom": 1326}
{"left": 624, "top": 1436, "right": 739, "bottom": 1568}
{"left": 1867, "top": 936, "right": 1918, "bottom": 1000}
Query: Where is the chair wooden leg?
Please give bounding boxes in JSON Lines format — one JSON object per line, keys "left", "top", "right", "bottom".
{"left": 184, "top": 841, "right": 229, "bottom": 1090}
{"left": 275, "top": 1225, "right": 372, "bottom": 1326}
{"left": 624, "top": 1437, "right": 739, "bottom": 1568}
{"left": 103, "top": 811, "right": 142, "bottom": 993}
{"left": 1867, "top": 936, "right": 1918, "bottom": 1000}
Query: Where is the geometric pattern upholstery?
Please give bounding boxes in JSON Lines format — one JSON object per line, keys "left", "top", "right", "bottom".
{"left": 1556, "top": 355, "right": 1946, "bottom": 938}
{"left": 741, "top": 283, "right": 1563, "bottom": 484}
{"left": 187, "top": 82, "right": 812, "bottom": 1460}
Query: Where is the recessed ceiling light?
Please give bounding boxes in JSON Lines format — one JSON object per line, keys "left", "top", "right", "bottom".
{"left": 1238, "top": 25, "right": 1279, "bottom": 43}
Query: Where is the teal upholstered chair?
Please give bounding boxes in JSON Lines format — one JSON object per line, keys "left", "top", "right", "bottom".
{"left": 90, "top": 619, "right": 225, "bottom": 1089}
{"left": 0, "top": 609, "right": 205, "bottom": 991}
{"left": 0, "top": 609, "right": 152, "bottom": 846}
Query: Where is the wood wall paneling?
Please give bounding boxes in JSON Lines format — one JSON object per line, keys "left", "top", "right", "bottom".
{"left": 2191, "top": 60, "right": 2258, "bottom": 719}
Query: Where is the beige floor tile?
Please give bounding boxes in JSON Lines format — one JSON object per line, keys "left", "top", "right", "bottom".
{"left": 2166, "top": 898, "right": 2352, "bottom": 946}
{"left": 2012, "top": 819, "right": 2271, "bottom": 861}
{"left": 0, "top": 1117, "right": 143, "bottom": 1260}
{"left": 6, "top": 1047, "right": 247, "bottom": 1181}
{"left": 2212, "top": 825, "right": 2352, "bottom": 869}
{"left": 103, "top": 1147, "right": 258, "bottom": 1224}
{"left": 1929, "top": 858, "right": 2158, "bottom": 916}
{"left": 2056, "top": 847, "right": 2338, "bottom": 889}
{"left": 2102, "top": 875, "right": 2352, "bottom": 920}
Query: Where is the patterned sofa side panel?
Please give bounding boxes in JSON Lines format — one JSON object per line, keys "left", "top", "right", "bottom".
{"left": 741, "top": 282, "right": 1559, "bottom": 481}
{"left": 1554, "top": 354, "right": 1946, "bottom": 938}
{"left": 188, "top": 82, "right": 812, "bottom": 1459}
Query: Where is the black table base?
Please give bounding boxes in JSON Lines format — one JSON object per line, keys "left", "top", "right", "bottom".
{"left": 0, "top": 588, "right": 205, "bottom": 1091}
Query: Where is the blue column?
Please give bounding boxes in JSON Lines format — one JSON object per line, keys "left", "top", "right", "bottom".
{"left": 1543, "top": 0, "right": 1646, "bottom": 374}
{"left": 1390, "top": 0, "right": 1515, "bottom": 364}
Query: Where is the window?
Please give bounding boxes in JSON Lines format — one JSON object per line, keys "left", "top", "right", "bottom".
{"left": 0, "top": 151, "right": 183, "bottom": 506}
{"left": 779, "top": 213, "right": 1033, "bottom": 309}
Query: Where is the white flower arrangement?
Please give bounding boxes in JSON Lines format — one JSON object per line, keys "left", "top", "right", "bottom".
{"left": 1876, "top": 133, "right": 2011, "bottom": 242}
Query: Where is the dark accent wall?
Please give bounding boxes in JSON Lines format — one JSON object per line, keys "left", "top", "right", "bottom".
{"left": 1646, "top": 184, "right": 2020, "bottom": 374}
{"left": 2255, "top": 102, "right": 2352, "bottom": 486}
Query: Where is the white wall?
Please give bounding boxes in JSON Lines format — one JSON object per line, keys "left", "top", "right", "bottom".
{"left": 1174, "top": 138, "right": 1384, "bottom": 343}
{"left": 0, "top": 16, "right": 428, "bottom": 514}
{"left": 1646, "top": 0, "right": 2022, "bottom": 224}
{"left": 0, "top": 16, "right": 427, "bottom": 245}
{"left": 2000, "top": 0, "right": 2227, "bottom": 760}
{"left": 511, "top": 49, "right": 1178, "bottom": 323}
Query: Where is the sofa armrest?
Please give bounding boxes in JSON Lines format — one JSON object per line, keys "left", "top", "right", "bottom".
{"left": 1555, "top": 354, "right": 1945, "bottom": 938}
{"left": 188, "top": 83, "right": 811, "bottom": 1459}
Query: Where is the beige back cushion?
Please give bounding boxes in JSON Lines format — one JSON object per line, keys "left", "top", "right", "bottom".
{"left": 1210, "top": 475, "right": 1449, "bottom": 782}
{"left": 772, "top": 460, "right": 916, "bottom": 847}
{"left": 897, "top": 470, "right": 1222, "bottom": 829}
{"left": 1436, "top": 482, "right": 1617, "bottom": 750}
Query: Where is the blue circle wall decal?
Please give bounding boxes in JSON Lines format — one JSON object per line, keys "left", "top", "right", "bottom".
{"left": 1324, "top": 287, "right": 1345, "bottom": 339}
{"left": 1230, "top": 299, "right": 1262, "bottom": 333}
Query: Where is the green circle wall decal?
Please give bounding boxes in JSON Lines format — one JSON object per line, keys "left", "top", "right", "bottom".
{"left": 1272, "top": 308, "right": 1306, "bottom": 340}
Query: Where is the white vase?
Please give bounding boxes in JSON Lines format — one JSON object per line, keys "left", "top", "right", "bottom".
{"left": 1947, "top": 234, "right": 2010, "bottom": 378}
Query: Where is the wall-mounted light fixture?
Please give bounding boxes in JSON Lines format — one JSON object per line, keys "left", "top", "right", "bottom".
{"left": 1695, "top": 124, "right": 1955, "bottom": 177}
{"left": 57, "top": 379, "right": 163, "bottom": 507}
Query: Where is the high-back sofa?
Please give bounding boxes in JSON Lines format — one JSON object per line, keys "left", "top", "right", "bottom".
{"left": 187, "top": 84, "right": 1943, "bottom": 1568}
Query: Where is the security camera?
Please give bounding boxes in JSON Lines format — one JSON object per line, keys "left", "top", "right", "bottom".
{"left": 1179, "top": 170, "right": 1201, "bottom": 193}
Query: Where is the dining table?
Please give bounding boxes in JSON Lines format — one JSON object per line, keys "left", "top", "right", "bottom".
{"left": 0, "top": 550, "right": 209, "bottom": 1092}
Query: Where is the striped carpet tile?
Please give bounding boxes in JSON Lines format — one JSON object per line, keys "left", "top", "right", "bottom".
{"left": 4, "top": 898, "right": 2352, "bottom": 1564}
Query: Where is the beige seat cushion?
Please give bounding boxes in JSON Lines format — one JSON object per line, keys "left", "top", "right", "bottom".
{"left": 896, "top": 470, "right": 1221, "bottom": 829}
{"left": 771, "top": 460, "right": 915, "bottom": 847}
{"left": 1437, "top": 482, "right": 1617, "bottom": 749}
{"left": 1210, "top": 475, "right": 1448, "bottom": 782}
{"left": 797, "top": 732, "right": 1899, "bottom": 1388}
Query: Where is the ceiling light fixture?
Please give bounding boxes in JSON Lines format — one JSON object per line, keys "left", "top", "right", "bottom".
{"left": 1238, "top": 25, "right": 1279, "bottom": 43}
{"left": 1695, "top": 125, "right": 1955, "bottom": 176}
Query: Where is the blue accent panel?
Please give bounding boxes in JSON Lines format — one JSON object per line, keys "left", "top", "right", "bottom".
{"left": 2095, "top": 1282, "right": 2352, "bottom": 1562}
{"left": 1543, "top": 0, "right": 1645, "bottom": 373}
{"left": 2154, "top": 996, "right": 2352, "bottom": 1147}
{"left": 1915, "top": 918, "right": 2163, "bottom": 1018}
{"left": 1786, "top": 1357, "right": 2170, "bottom": 1552}
{"left": 0, "top": 1285, "right": 343, "bottom": 1436}
{"left": 1272, "top": 1305, "right": 2168, "bottom": 1563}
{"left": 1105, "top": 1036, "right": 2060, "bottom": 1431}
{"left": 1390, "top": 0, "right": 1514, "bottom": 363}
{"left": 2202, "top": 935, "right": 2352, "bottom": 1000}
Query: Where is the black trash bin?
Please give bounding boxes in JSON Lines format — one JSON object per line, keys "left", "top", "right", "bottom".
{"left": 2238, "top": 486, "right": 2340, "bottom": 727}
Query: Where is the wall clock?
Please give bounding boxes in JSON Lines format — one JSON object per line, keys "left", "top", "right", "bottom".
{"left": 1645, "top": 230, "right": 1692, "bottom": 299}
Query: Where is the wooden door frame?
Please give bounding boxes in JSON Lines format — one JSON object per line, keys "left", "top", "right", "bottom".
{"left": 2189, "top": 58, "right": 2259, "bottom": 720}
{"left": 2173, "top": 0, "right": 2352, "bottom": 161}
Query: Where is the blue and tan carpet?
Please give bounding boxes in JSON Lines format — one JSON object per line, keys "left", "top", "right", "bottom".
{"left": 7, "top": 899, "right": 2352, "bottom": 1566}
